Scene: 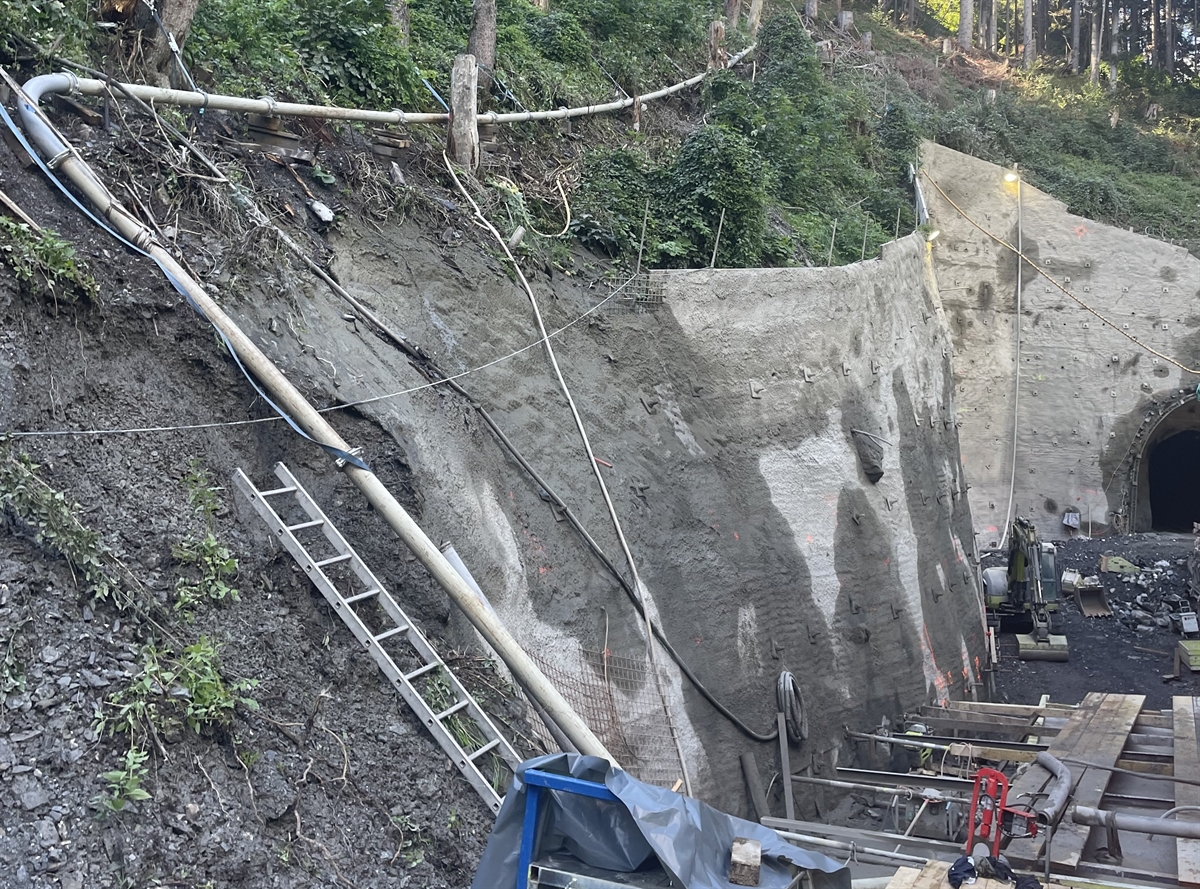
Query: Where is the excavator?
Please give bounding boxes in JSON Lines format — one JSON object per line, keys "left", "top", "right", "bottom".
{"left": 981, "top": 517, "right": 1069, "bottom": 661}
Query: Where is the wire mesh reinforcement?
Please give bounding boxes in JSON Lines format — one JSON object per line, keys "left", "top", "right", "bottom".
{"left": 529, "top": 645, "right": 684, "bottom": 789}
{"left": 612, "top": 272, "right": 666, "bottom": 313}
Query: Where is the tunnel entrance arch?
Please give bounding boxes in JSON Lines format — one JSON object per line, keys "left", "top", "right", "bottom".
{"left": 1132, "top": 395, "right": 1200, "bottom": 532}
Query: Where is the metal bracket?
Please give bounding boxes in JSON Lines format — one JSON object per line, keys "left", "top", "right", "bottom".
{"left": 802, "top": 367, "right": 814, "bottom": 383}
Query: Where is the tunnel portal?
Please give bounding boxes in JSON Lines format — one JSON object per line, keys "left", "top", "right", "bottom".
{"left": 1148, "top": 428, "right": 1200, "bottom": 532}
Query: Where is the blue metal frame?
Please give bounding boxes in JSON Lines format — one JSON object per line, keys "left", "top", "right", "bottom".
{"left": 516, "top": 769, "right": 619, "bottom": 889}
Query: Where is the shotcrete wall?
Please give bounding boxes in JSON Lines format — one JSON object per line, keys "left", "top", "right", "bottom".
{"left": 923, "top": 141, "right": 1200, "bottom": 542}
{"left": 230, "top": 225, "right": 985, "bottom": 809}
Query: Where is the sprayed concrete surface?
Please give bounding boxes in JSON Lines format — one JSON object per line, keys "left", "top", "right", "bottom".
{"left": 922, "top": 141, "right": 1200, "bottom": 543}
{"left": 224, "top": 224, "right": 988, "bottom": 810}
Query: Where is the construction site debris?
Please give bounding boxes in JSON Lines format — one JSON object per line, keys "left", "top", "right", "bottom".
{"left": 473, "top": 754, "right": 850, "bottom": 889}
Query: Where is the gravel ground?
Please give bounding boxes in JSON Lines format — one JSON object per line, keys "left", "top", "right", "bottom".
{"left": 990, "top": 532, "right": 1200, "bottom": 710}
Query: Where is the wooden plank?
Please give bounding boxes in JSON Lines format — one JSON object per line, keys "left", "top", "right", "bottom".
{"left": 1049, "top": 693, "right": 1146, "bottom": 871}
{"left": 884, "top": 866, "right": 922, "bottom": 889}
{"left": 1174, "top": 696, "right": 1200, "bottom": 887}
{"left": 937, "top": 700, "right": 1077, "bottom": 718}
{"left": 915, "top": 714, "right": 1043, "bottom": 740}
{"left": 1005, "top": 692, "right": 1109, "bottom": 864}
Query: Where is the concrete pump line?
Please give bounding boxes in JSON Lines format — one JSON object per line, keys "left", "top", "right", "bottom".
{"left": 49, "top": 44, "right": 755, "bottom": 131}
{"left": 923, "top": 173, "right": 1200, "bottom": 375}
{"left": 17, "top": 71, "right": 616, "bottom": 765}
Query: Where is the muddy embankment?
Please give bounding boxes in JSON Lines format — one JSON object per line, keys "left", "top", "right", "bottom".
{"left": 0, "top": 112, "right": 985, "bottom": 886}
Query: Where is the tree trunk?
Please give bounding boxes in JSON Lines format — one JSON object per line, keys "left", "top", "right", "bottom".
{"left": 748, "top": 0, "right": 766, "bottom": 35}
{"left": 988, "top": 0, "right": 998, "bottom": 49}
{"left": 146, "top": 0, "right": 201, "bottom": 77}
{"left": 806, "top": 0, "right": 820, "bottom": 20}
{"left": 725, "top": 0, "right": 742, "bottom": 29}
{"left": 1024, "top": 0, "right": 1036, "bottom": 65}
{"left": 1090, "top": 0, "right": 1104, "bottom": 83}
{"left": 959, "top": 0, "right": 976, "bottom": 47}
{"left": 1070, "top": 0, "right": 1081, "bottom": 69}
{"left": 1110, "top": 0, "right": 1120, "bottom": 89}
{"left": 468, "top": 0, "right": 497, "bottom": 92}
{"left": 1037, "top": 0, "right": 1049, "bottom": 54}
{"left": 388, "top": 0, "right": 410, "bottom": 45}
{"left": 1165, "top": 0, "right": 1175, "bottom": 73}
{"left": 1151, "top": 0, "right": 1161, "bottom": 65}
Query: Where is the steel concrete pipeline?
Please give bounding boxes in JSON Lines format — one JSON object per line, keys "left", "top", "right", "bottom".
{"left": 1072, "top": 805, "right": 1200, "bottom": 839}
{"left": 769, "top": 829, "right": 929, "bottom": 868}
{"left": 57, "top": 44, "right": 755, "bottom": 128}
{"left": 17, "top": 72, "right": 615, "bottom": 764}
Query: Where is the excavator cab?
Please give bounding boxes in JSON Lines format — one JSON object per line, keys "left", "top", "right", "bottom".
{"left": 981, "top": 518, "right": 1069, "bottom": 662}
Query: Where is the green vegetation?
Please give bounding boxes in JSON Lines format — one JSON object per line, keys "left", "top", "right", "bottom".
{"left": 410, "top": 0, "right": 716, "bottom": 110}
{"left": 189, "top": 0, "right": 419, "bottom": 107}
{"left": 96, "top": 746, "right": 153, "bottom": 813}
{"left": 98, "top": 637, "right": 258, "bottom": 742}
{"left": 0, "top": 219, "right": 98, "bottom": 306}
{"left": 173, "top": 460, "right": 239, "bottom": 615}
{"left": 0, "top": 447, "right": 120, "bottom": 604}
{"left": 0, "top": 0, "right": 92, "bottom": 62}
{"left": 572, "top": 16, "right": 917, "bottom": 267}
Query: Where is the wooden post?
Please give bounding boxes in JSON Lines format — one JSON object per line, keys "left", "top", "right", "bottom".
{"left": 805, "top": 0, "right": 819, "bottom": 20}
{"left": 837, "top": 10, "right": 855, "bottom": 28}
{"left": 708, "top": 20, "right": 727, "bottom": 69}
{"left": 748, "top": 0, "right": 765, "bottom": 34}
{"left": 449, "top": 54, "right": 480, "bottom": 172}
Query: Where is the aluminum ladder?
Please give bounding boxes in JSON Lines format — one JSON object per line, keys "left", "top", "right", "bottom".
{"left": 234, "top": 462, "right": 520, "bottom": 813}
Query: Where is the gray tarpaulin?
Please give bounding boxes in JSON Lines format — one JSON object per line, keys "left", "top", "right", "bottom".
{"left": 472, "top": 753, "right": 852, "bottom": 889}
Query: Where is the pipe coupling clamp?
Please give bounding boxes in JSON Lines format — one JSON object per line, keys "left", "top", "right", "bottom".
{"left": 258, "top": 95, "right": 279, "bottom": 116}
{"left": 46, "top": 148, "right": 73, "bottom": 170}
{"left": 59, "top": 71, "right": 80, "bottom": 96}
{"left": 335, "top": 447, "right": 364, "bottom": 470}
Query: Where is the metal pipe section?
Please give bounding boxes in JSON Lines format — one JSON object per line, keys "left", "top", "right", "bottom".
{"left": 1072, "top": 806, "right": 1200, "bottom": 839}
{"left": 769, "top": 829, "right": 929, "bottom": 868}
{"left": 1035, "top": 751, "right": 1072, "bottom": 825}
{"left": 68, "top": 76, "right": 447, "bottom": 123}
{"left": 17, "top": 72, "right": 615, "bottom": 764}
{"left": 59, "top": 44, "right": 754, "bottom": 129}
{"left": 791, "top": 774, "right": 964, "bottom": 801}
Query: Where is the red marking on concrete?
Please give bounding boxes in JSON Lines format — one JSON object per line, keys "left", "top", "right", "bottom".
{"left": 986, "top": 525, "right": 998, "bottom": 533}
{"left": 733, "top": 532, "right": 740, "bottom": 540}
{"left": 538, "top": 566, "right": 549, "bottom": 575}
{"left": 883, "top": 557, "right": 891, "bottom": 567}
{"left": 1074, "top": 224, "right": 1088, "bottom": 239}
{"left": 594, "top": 457, "right": 613, "bottom": 468}
{"left": 806, "top": 534, "right": 814, "bottom": 543}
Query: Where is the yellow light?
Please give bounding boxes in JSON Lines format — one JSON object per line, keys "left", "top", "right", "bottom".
{"left": 926, "top": 229, "right": 941, "bottom": 242}
{"left": 1004, "top": 172, "right": 1019, "bottom": 182}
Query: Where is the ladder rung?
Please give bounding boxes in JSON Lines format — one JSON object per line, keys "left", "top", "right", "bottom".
{"left": 313, "top": 553, "right": 353, "bottom": 568}
{"left": 374, "top": 624, "right": 410, "bottom": 643}
{"left": 403, "top": 662, "right": 438, "bottom": 682}
{"left": 468, "top": 738, "right": 501, "bottom": 761}
{"left": 343, "top": 588, "right": 380, "bottom": 605}
{"left": 434, "top": 699, "right": 470, "bottom": 722}
{"left": 259, "top": 485, "right": 297, "bottom": 497}
{"left": 287, "top": 519, "right": 325, "bottom": 531}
